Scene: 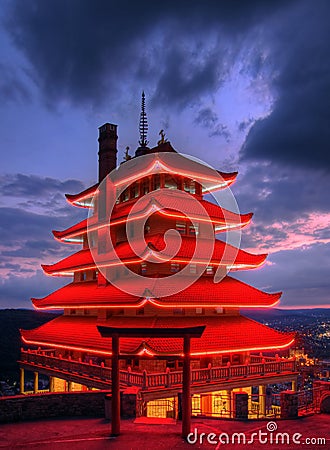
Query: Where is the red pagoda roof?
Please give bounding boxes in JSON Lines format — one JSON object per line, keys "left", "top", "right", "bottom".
{"left": 32, "top": 276, "right": 281, "bottom": 310}
{"left": 42, "top": 234, "right": 267, "bottom": 276}
{"left": 65, "top": 183, "right": 98, "bottom": 208}
{"left": 53, "top": 197, "right": 253, "bottom": 243}
{"left": 20, "top": 314, "right": 294, "bottom": 356}
{"left": 65, "top": 153, "right": 238, "bottom": 208}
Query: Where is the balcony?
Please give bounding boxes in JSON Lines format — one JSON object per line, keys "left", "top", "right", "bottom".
{"left": 19, "top": 349, "right": 298, "bottom": 394}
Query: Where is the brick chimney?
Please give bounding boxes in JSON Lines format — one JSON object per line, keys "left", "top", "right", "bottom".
{"left": 98, "top": 123, "right": 118, "bottom": 182}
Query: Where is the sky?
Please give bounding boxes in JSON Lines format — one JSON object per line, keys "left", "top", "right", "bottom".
{"left": 0, "top": 0, "right": 329, "bottom": 309}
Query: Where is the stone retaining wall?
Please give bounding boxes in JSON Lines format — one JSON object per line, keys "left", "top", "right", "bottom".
{"left": 0, "top": 390, "right": 110, "bottom": 423}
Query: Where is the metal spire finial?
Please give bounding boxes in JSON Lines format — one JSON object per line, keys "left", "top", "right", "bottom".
{"left": 139, "top": 91, "right": 149, "bottom": 147}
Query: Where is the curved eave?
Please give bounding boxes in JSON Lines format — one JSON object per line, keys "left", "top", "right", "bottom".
{"left": 32, "top": 295, "right": 281, "bottom": 311}
{"left": 41, "top": 253, "right": 268, "bottom": 277}
{"left": 20, "top": 315, "right": 295, "bottom": 357}
{"left": 32, "top": 277, "right": 281, "bottom": 310}
{"left": 65, "top": 183, "right": 98, "bottom": 208}
{"left": 52, "top": 202, "right": 253, "bottom": 244}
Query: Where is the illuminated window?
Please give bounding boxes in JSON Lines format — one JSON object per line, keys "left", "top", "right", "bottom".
{"left": 184, "top": 180, "right": 196, "bottom": 194}
{"left": 206, "top": 266, "right": 214, "bottom": 275}
{"left": 196, "top": 308, "right": 204, "bottom": 314}
{"left": 141, "top": 262, "right": 147, "bottom": 274}
{"left": 121, "top": 188, "right": 129, "bottom": 202}
{"left": 173, "top": 308, "right": 184, "bottom": 315}
{"left": 153, "top": 174, "right": 161, "bottom": 190}
{"left": 215, "top": 307, "right": 223, "bottom": 314}
{"left": 131, "top": 182, "right": 139, "bottom": 198}
{"left": 142, "top": 178, "right": 149, "bottom": 195}
{"left": 189, "top": 223, "right": 199, "bottom": 236}
{"left": 164, "top": 175, "right": 177, "bottom": 189}
{"left": 176, "top": 221, "right": 186, "bottom": 234}
{"left": 171, "top": 263, "right": 180, "bottom": 272}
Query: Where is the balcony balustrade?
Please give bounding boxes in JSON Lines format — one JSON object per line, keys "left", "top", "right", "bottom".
{"left": 20, "top": 349, "right": 297, "bottom": 391}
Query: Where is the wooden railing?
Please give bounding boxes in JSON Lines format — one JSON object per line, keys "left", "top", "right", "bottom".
{"left": 20, "top": 350, "right": 297, "bottom": 391}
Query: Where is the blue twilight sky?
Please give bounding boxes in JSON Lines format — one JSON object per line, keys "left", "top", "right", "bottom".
{"left": 0, "top": 0, "right": 329, "bottom": 309}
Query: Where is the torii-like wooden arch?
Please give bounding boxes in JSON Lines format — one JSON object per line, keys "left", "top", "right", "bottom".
{"left": 97, "top": 325, "right": 205, "bottom": 438}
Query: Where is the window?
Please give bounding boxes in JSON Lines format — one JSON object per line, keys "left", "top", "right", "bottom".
{"left": 153, "top": 174, "right": 161, "bottom": 190}
{"left": 131, "top": 182, "right": 139, "bottom": 198}
{"left": 173, "top": 308, "right": 184, "bottom": 315}
{"left": 189, "top": 264, "right": 197, "bottom": 274}
{"left": 89, "top": 231, "right": 97, "bottom": 248}
{"left": 206, "top": 265, "right": 214, "bottom": 275}
{"left": 121, "top": 188, "right": 129, "bottom": 202}
{"left": 93, "top": 270, "right": 98, "bottom": 280}
{"left": 141, "top": 262, "right": 147, "bottom": 274}
{"left": 189, "top": 223, "right": 199, "bottom": 236}
{"left": 141, "top": 178, "right": 149, "bottom": 195}
{"left": 136, "top": 308, "right": 144, "bottom": 315}
{"left": 70, "top": 309, "right": 76, "bottom": 315}
{"left": 176, "top": 221, "right": 186, "bottom": 234}
{"left": 164, "top": 175, "right": 177, "bottom": 189}
{"left": 170, "top": 263, "right": 180, "bottom": 273}
{"left": 184, "top": 180, "right": 196, "bottom": 194}
{"left": 196, "top": 308, "right": 204, "bottom": 314}
{"left": 215, "top": 307, "right": 223, "bottom": 314}
{"left": 84, "top": 309, "right": 90, "bottom": 315}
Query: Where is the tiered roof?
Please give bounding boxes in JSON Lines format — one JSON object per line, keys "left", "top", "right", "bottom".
{"left": 42, "top": 234, "right": 267, "bottom": 276}
{"left": 21, "top": 315, "right": 294, "bottom": 357}
{"left": 53, "top": 197, "right": 253, "bottom": 243}
{"left": 32, "top": 276, "right": 281, "bottom": 310}
{"left": 21, "top": 132, "right": 294, "bottom": 358}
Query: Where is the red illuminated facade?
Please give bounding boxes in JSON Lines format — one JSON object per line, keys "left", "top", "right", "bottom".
{"left": 19, "top": 119, "right": 297, "bottom": 420}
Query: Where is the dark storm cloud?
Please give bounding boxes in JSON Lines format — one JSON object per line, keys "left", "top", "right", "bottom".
{"left": 234, "top": 163, "right": 330, "bottom": 224}
{"left": 0, "top": 174, "right": 86, "bottom": 280}
{"left": 194, "top": 107, "right": 230, "bottom": 140}
{"left": 5, "top": 0, "right": 294, "bottom": 109}
{"left": 0, "top": 174, "right": 84, "bottom": 198}
{"left": 235, "top": 242, "right": 330, "bottom": 307}
{"left": 241, "top": 0, "right": 330, "bottom": 170}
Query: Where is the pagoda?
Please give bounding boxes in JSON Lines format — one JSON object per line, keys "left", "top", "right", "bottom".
{"left": 19, "top": 97, "right": 297, "bottom": 430}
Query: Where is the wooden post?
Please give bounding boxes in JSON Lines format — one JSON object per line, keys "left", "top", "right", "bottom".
{"left": 182, "top": 335, "right": 191, "bottom": 439}
{"left": 33, "top": 371, "right": 39, "bottom": 394}
{"left": 20, "top": 368, "right": 24, "bottom": 394}
{"left": 111, "top": 333, "right": 120, "bottom": 436}
{"left": 259, "top": 385, "right": 266, "bottom": 417}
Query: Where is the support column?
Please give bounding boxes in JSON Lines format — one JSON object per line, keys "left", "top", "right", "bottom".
{"left": 182, "top": 335, "right": 191, "bottom": 439}
{"left": 111, "top": 333, "right": 120, "bottom": 436}
{"left": 291, "top": 379, "right": 297, "bottom": 391}
{"left": 67, "top": 381, "right": 73, "bottom": 392}
{"left": 259, "top": 385, "right": 266, "bottom": 417}
{"left": 20, "top": 368, "right": 24, "bottom": 394}
{"left": 49, "top": 376, "right": 54, "bottom": 392}
{"left": 224, "top": 389, "right": 232, "bottom": 417}
{"left": 33, "top": 371, "right": 39, "bottom": 394}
